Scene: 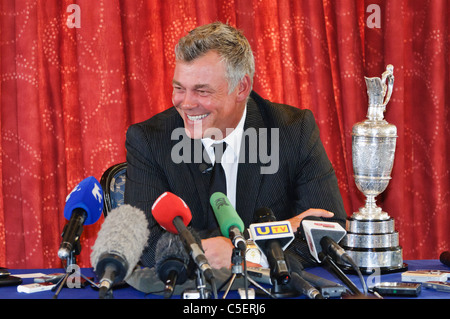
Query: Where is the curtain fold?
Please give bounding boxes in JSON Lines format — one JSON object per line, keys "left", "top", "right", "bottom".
{"left": 0, "top": 0, "right": 448, "bottom": 269}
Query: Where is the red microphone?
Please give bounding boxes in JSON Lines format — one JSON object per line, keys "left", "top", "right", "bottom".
{"left": 152, "top": 192, "right": 192, "bottom": 234}
{"left": 152, "top": 192, "right": 214, "bottom": 284}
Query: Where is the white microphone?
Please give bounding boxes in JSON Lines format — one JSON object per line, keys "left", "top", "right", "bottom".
{"left": 301, "top": 220, "right": 347, "bottom": 263}
{"left": 249, "top": 208, "right": 295, "bottom": 285}
{"left": 302, "top": 219, "right": 367, "bottom": 295}
{"left": 90, "top": 204, "right": 149, "bottom": 298}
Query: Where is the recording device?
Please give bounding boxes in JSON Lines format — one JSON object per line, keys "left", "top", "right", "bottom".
{"left": 401, "top": 270, "right": 448, "bottom": 283}
{"left": 152, "top": 192, "right": 215, "bottom": 285}
{"left": 249, "top": 208, "right": 294, "bottom": 285}
{"left": 300, "top": 271, "right": 346, "bottom": 298}
{"left": 370, "top": 282, "right": 421, "bottom": 297}
{"left": 155, "top": 231, "right": 191, "bottom": 298}
{"left": 440, "top": 251, "right": 450, "bottom": 267}
{"left": 90, "top": 204, "right": 149, "bottom": 298}
{"left": 423, "top": 281, "right": 450, "bottom": 293}
{"left": 34, "top": 273, "right": 65, "bottom": 284}
{"left": 58, "top": 176, "right": 103, "bottom": 260}
{"left": 210, "top": 192, "right": 246, "bottom": 251}
{"left": 18, "top": 282, "right": 56, "bottom": 293}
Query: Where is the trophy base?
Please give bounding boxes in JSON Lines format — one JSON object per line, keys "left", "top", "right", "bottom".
{"left": 339, "top": 217, "right": 407, "bottom": 274}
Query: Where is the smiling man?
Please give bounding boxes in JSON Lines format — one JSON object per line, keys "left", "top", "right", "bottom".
{"left": 172, "top": 50, "right": 250, "bottom": 140}
{"left": 124, "top": 22, "right": 347, "bottom": 270}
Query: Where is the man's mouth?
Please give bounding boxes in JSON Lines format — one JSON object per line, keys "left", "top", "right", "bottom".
{"left": 187, "top": 113, "right": 209, "bottom": 121}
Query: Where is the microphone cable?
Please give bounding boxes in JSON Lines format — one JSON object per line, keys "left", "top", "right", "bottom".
{"left": 345, "top": 256, "right": 368, "bottom": 295}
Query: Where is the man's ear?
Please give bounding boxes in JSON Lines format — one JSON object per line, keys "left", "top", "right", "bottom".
{"left": 236, "top": 74, "right": 252, "bottom": 103}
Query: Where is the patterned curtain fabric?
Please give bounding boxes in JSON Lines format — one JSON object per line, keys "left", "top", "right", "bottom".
{"left": 0, "top": 0, "right": 448, "bottom": 269}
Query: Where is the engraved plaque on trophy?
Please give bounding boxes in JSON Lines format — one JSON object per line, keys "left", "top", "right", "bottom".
{"left": 339, "top": 65, "right": 407, "bottom": 274}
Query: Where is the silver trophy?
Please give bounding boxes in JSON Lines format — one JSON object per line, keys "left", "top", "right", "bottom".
{"left": 339, "top": 65, "right": 407, "bottom": 274}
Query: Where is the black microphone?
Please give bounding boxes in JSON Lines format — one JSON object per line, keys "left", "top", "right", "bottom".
{"left": 58, "top": 176, "right": 103, "bottom": 259}
{"left": 152, "top": 192, "right": 214, "bottom": 284}
{"left": 90, "top": 204, "right": 149, "bottom": 298}
{"left": 320, "top": 236, "right": 354, "bottom": 267}
{"left": 155, "top": 231, "right": 191, "bottom": 298}
{"left": 251, "top": 207, "right": 292, "bottom": 285}
{"left": 440, "top": 251, "right": 450, "bottom": 267}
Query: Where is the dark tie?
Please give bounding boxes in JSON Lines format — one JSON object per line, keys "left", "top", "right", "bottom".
{"left": 209, "top": 142, "right": 227, "bottom": 196}
{"left": 207, "top": 142, "right": 227, "bottom": 230}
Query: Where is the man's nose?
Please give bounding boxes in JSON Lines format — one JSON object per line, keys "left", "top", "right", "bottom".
{"left": 180, "top": 90, "right": 198, "bottom": 109}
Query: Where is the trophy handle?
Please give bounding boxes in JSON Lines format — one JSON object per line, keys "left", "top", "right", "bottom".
{"left": 381, "top": 64, "right": 394, "bottom": 109}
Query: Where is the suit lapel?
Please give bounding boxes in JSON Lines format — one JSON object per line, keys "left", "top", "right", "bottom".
{"left": 235, "top": 97, "right": 266, "bottom": 225}
{"left": 168, "top": 125, "right": 211, "bottom": 221}
{"left": 185, "top": 137, "right": 212, "bottom": 217}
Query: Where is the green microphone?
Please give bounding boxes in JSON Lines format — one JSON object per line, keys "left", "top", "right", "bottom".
{"left": 209, "top": 192, "right": 246, "bottom": 251}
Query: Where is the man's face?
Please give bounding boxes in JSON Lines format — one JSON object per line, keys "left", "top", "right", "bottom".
{"left": 172, "top": 51, "right": 246, "bottom": 139}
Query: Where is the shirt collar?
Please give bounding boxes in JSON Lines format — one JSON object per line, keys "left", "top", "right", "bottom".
{"left": 202, "top": 105, "right": 247, "bottom": 162}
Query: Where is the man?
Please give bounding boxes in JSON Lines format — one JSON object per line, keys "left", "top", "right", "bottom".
{"left": 124, "top": 22, "right": 347, "bottom": 270}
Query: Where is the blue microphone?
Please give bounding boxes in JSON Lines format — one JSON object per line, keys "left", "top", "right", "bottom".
{"left": 58, "top": 176, "right": 103, "bottom": 259}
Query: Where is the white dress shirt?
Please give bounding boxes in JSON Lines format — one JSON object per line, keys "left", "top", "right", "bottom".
{"left": 201, "top": 106, "right": 247, "bottom": 209}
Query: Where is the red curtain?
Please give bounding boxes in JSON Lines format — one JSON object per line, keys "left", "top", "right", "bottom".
{"left": 0, "top": 0, "right": 448, "bottom": 269}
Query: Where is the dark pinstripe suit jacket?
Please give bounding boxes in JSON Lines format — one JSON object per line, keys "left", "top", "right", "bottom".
{"left": 124, "top": 91, "right": 347, "bottom": 267}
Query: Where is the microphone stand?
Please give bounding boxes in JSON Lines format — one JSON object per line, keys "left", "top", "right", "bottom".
{"left": 219, "top": 248, "right": 274, "bottom": 299}
{"left": 195, "top": 268, "right": 211, "bottom": 299}
{"left": 318, "top": 252, "right": 363, "bottom": 296}
{"left": 52, "top": 240, "right": 99, "bottom": 299}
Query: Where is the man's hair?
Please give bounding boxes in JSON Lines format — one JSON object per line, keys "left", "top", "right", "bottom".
{"left": 175, "top": 22, "right": 255, "bottom": 93}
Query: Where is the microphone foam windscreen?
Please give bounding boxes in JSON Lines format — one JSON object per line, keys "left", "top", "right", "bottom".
{"left": 155, "top": 231, "right": 190, "bottom": 269}
{"left": 90, "top": 204, "right": 149, "bottom": 278}
{"left": 64, "top": 176, "right": 103, "bottom": 225}
{"left": 152, "top": 192, "right": 192, "bottom": 234}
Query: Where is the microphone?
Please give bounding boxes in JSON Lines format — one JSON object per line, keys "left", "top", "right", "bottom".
{"left": 440, "top": 251, "right": 450, "bottom": 267}
{"left": 209, "top": 192, "right": 246, "bottom": 251}
{"left": 155, "top": 231, "right": 191, "bottom": 298}
{"left": 301, "top": 220, "right": 367, "bottom": 295}
{"left": 58, "top": 176, "right": 103, "bottom": 260}
{"left": 90, "top": 204, "right": 149, "bottom": 298}
{"left": 301, "top": 219, "right": 347, "bottom": 263}
{"left": 249, "top": 208, "right": 294, "bottom": 285}
{"left": 152, "top": 192, "right": 214, "bottom": 284}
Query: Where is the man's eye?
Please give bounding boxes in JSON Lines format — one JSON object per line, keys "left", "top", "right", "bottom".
{"left": 197, "top": 90, "right": 210, "bottom": 96}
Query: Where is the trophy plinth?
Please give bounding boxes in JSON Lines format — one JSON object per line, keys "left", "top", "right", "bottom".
{"left": 339, "top": 65, "right": 407, "bottom": 274}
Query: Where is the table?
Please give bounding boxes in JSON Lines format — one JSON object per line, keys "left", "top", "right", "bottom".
{"left": 1, "top": 259, "right": 449, "bottom": 300}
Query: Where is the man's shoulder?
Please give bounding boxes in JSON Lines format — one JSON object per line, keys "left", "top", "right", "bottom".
{"left": 250, "top": 91, "right": 314, "bottom": 128}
